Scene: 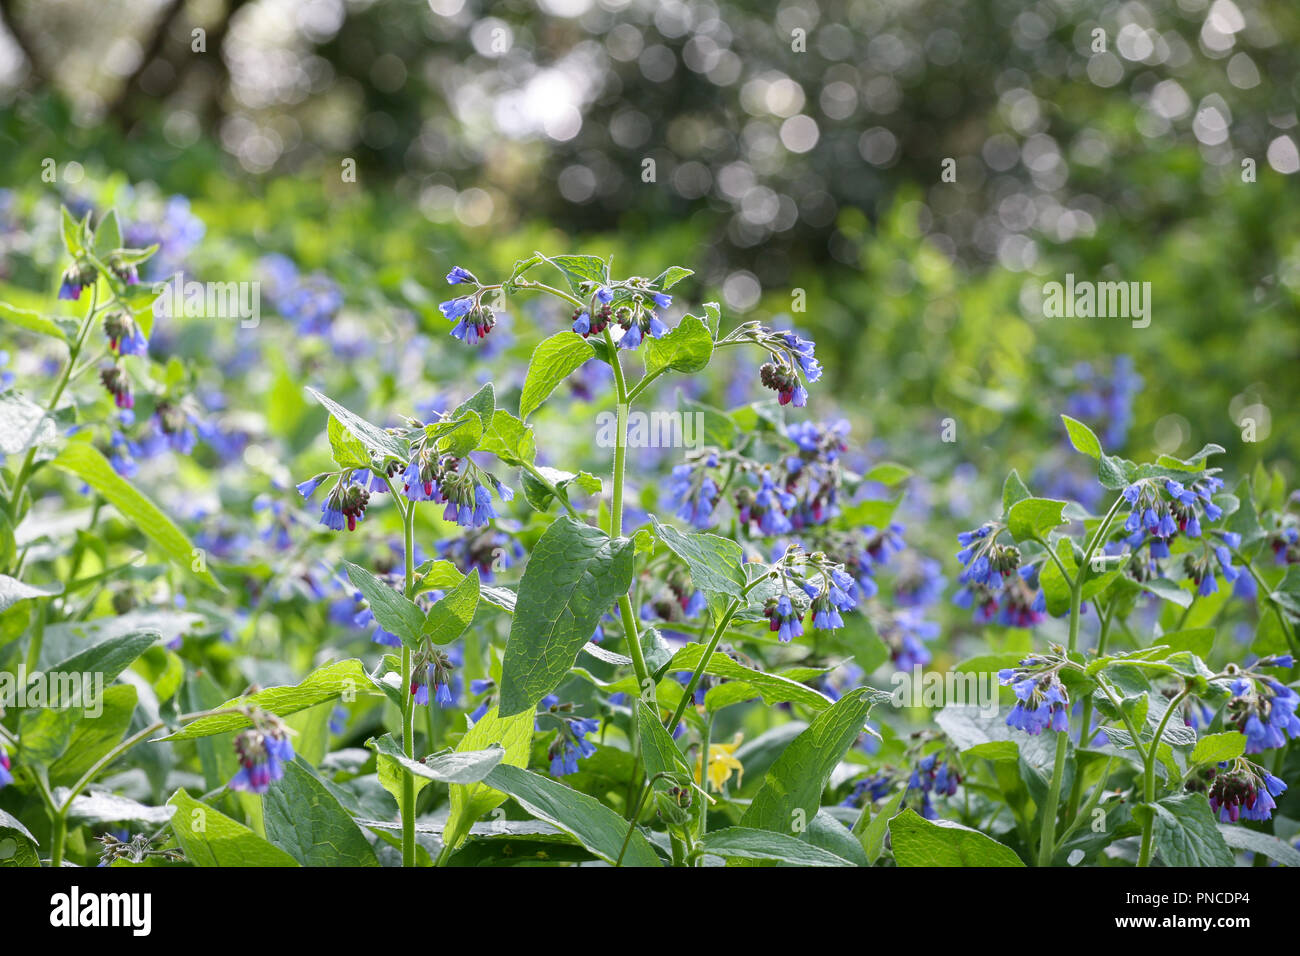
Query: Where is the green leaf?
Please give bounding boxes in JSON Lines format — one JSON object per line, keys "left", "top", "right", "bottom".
{"left": 649, "top": 515, "right": 748, "bottom": 601}
{"left": 839, "top": 494, "right": 904, "bottom": 528}
{"left": 644, "top": 313, "right": 714, "bottom": 376}
{"left": 432, "top": 409, "right": 482, "bottom": 457}
{"left": 483, "top": 764, "right": 660, "bottom": 867}
{"left": 0, "top": 808, "right": 40, "bottom": 866}
{"left": 479, "top": 409, "right": 536, "bottom": 464}
{"left": 159, "top": 659, "right": 375, "bottom": 740}
{"left": 889, "top": 809, "right": 1025, "bottom": 866}
{"left": 345, "top": 561, "right": 424, "bottom": 648}
{"left": 0, "top": 574, "right": 62, "bottom": 612}
{"left": 0, "top": 391, "right": 58, "bottom": 456}
{"left": 23, "top": 684, "right": 137, "bottom": 786}
{"left": 740, "top": 688, "right": 881, "bottom": 833}
{"left": 546, "top": 253, "right": 608, "bottom": 295}
{"left": 423, "top": 568, "right": 480, "bottom": 644}
{"left": 1189, "top": 731, "right": 1247, "bottom": 766}
{"left": 862, "top": 461, "right": 912, "bottom": 486}
{"left": 666, "top": 642, "right": 837, "bottom": 712}
{"left": 1006, "top": 497, "right": 1069, "bottom": 543}
{"left": 166, "top": 788, "right": 299, "bottom": 867}
{"left": 368, "top": 734, "right": 504, "bottom": 784}
{"left": 0, "top": 301, "right": 69, "bottom": 341}
{"left": 520, "top": 465, "right": 601, "bottom": 512}
{"left": 94, "top": 209, "right": 122, "bottom": 256}
{"left": 1002, "top": 469, "right": 1032, "bottom": 513}
{"left": 519, "top": 331, "right": 595, "bottom": 419}
{"left": 1134, "top": 794, "right": 1233, "bottom": 867}
{"left": 327, "top": 415, "right": 371, "bottom": 468}
{"left": 51, "top": 442, "right": 221, "bottom": 589}
{"left": 498, "top": 517, "right": 635, "bottom": 716}
{"left": 444, "top": 705, "right": 535, "bottom": 849}
{"left": 1135, "top": 577, "right": 1193, "bottom": 609}
{"left": 858, "top": 786, "right": 907, "bottom": 863}
{"left": 635, "top": 699, "right": 689, "bottom": 784}
{"left": 1217, "top": 824, "right": 1300, "bottom": 867}
{"left": 653, "top": 265, "right": 694, "bottom": 290}
{"left": 1061, "top": 414, "right": 1103, "bottom": 459}
{"left": 305, "top": 386, "right": 409, "bottom": 462}
{"left": 263, "top": 761, "right": 379, "bottom": 866}
{"left": 701, "top": 827, "right": 855, "bottom": 866}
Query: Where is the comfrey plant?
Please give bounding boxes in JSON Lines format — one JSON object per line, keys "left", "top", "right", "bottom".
{"left": 265, "top": 252, "right": 915, "bottom": 867}
{"left": 932, "top": 416, "right": 1300, "bottom": 867}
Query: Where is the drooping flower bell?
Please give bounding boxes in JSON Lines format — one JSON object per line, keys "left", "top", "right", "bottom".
{"left": 320, "top": 478, "right": 370, "bottom": 531}
{"left": 103, "top": 309, "right": 148, "bottom": 355}
{"left": 571, "top": 304, "right": 612, "bottom": 338}
{"left": 763, "top": 594, "right": 804, "bottom": 643}
{"left": 449, "top": 303, "right": 496, "bottom": 346}
{"left": 0, "top": 746, "right": 12, "bottom": 789}
{"left": 410, "top": 649, "right": 455, "bottom": 707}
{"left": 759, "top": 361, "right": 807, "bottom": 407}
{"left": 99, "top": 365, "right": 134, "bottom": 409}
{"left": 547, "top": 714, "right": 600, "bottom": 776}
{"left": 229, "top": 718, "right": 295, "bottom": 794}
{"left": 58, "top": 260, "right": 97, "bottom": 300}
{"left": 998, "top": 660, "right": 1070, "bottom": 735}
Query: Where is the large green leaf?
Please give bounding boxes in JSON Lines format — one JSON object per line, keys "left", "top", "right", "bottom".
{"left": 1217, "top": 823, "right": 1300, "bottom": 867}
{"left": 483, "top": 764, "right": 660, "bottom": 867}
{"left": 498, "top": 517, "right": 635, "bottom": 716}
{"left": 644, "top": 313, "right": 713, "bottom": 376}
{"left": 305, "top": 386, "right": 409, "bottom": 462}
{"left": 159, "top": 659, "right": 375, "bottom": 740}
{"left": 368, "top": 734, "right": 504, "bottom": 784}
{"left": 519, "top": 331, "right": 595, "bottom": 420}
{"left": 479, "top": 409, "right": 536, "bottom": 464}
{"left": 344, "top": 561, "right": 424, "bottom": 648}
{"left": 649, "top": 515, "right": 747, "bottom": 600}
{"left": 423, "top": 568, "right": 480, "bottom": 644}
{"left": 51, "top": 442, "right": 221, "bottom": 589}
{"left": 0, "top": 301, "right": 69, "bottom": 341}
{"left": 263, "top": 761, "right": 379, "bottom": 866}
{"left": 167, "top": 788, "right": 299, "bottom": 867}
{"left": 701, "top": 827, "right": 856, "bottom": 866}
{"left": 0, "top": 391, "right": 58, "bottom": 457}
{"left": 1006, "top": 497, "right": 1069, "bottom": 543}
{"left": 444, "top": 705, "right": 535, "bottom": 849}
{"left": 1134, "top": 794, "right": 1233, "bottom": 867}
{"left": 0, "top": 574, "right": 62, "bottom": 612}
{"left": 739, "top": 688, "right": 881, "bottom": 833}
{"left": 889, "top": 809, "right": 1025, "bottom": 866}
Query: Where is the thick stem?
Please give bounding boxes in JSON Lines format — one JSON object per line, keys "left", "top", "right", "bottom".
{"left": 400, "top": 503, "right": 417, "bottom": 867}
{"left": 1036, "top": 577, "right": 1083, "bottom": 866}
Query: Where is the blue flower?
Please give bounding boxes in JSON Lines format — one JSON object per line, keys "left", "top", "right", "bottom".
{"left": 619, "top": 321, "right": 643, "bottom": 350}
{"left": 1000, "top": 666, "right": 1069, "bottom": 736}
{"left": 439, "top": 296, "right": 474, "bottom": 320}
{"left": 572, "top": 310, "right": 591, "bottom": 335}
{"left": 446, "top": 266, "right": 477, "bottom": 285}
{"left": 229, "top": 727, "right": 294, "bottom": 794}
{"left": 0, "top": 748, "right": 11, "bottom": 789}
{"left": 296, "top": 477, "right": 321, "bottom": 499}
{"left": 764, "top": 594, "right": 804, "bottom": 643}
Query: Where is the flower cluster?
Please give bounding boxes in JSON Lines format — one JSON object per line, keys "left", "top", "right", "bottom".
{"left": 730, "top": 325, "right": 822, "bottom": 406}
{"left": 954, "top": 524, "right": 1044, "bottom": 625}
{"left": 906, "top": 753, "right": 961, "bottom": 820}
{"left": 1224, "top": 660, "right": 1300, "bottom": 753}
{"left": 539, "top": 700, "right": 600, "bottom": 777}
{"left": 1191, "top": 760, "right": 1289, "bottom": 823}
{"left": 1121, "top": 475, "right": 1223, "bottom": 563}
{"left": 666, "top": 452, "right": 721, "bottom": 530}
{"left": 411, "top": 648, "right": 456, "bottom": 707}
{"left": 229, "top": 714, "right": 296, "bottom": 794}
{"left": 998, "top": 657, "right": 1070, "bottom": 735}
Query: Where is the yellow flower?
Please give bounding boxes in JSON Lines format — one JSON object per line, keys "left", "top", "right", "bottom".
{"left": 696, "top": 732, "right": 744, "bottom": 792}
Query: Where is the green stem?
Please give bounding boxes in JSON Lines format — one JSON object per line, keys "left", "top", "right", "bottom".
{"left": 8, "top": 288, "right": 100, "bottom": 528}
{"left": 697, "top": 713, "right": 713, "bottom": 841}
{"left": 400, "top": 502, "right": 417, "bottom": 867}
{"left": 1137, "top": 685, "right": 1191, "bottom": 866}
{"left": 1065, "top": 603, "right": 1110, "bottom": 822}
{"left": 1037, "top": 573, "right": 1083, "bottom": 867}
